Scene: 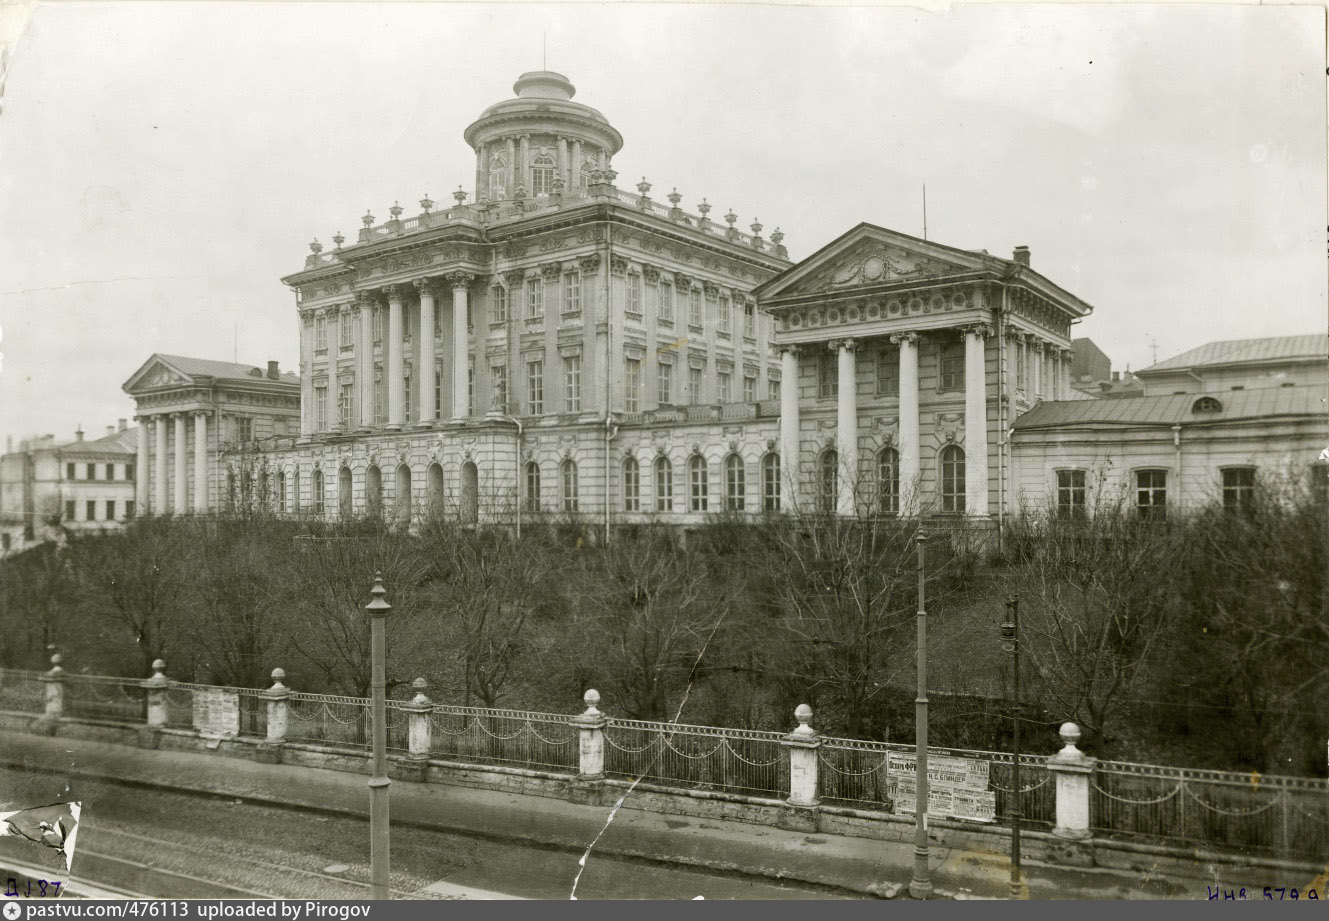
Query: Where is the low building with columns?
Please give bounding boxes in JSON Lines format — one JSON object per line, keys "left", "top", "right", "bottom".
{"left": 756, "top": 226, "right": 1090, "bottom": 520}
{"left": 263, "top": 70, "right": 794, "bottom": 526}
{"left": 122, "top": 354, "right": 301, "bottom": 516}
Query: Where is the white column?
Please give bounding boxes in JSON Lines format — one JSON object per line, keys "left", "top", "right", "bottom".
{"left": 358, "top": 296, "right": 374, "bottom": 429}
{"left": 835, "top": 339, "right": 859, "bottom": 516}
{"left": 449, "top": 273, "right": 473, "bottom": 420}
{"left": 300, "top": 312, "right": 314, "bottom": 439}
{"left": 173, "top": 413, "right": 187, "bottom": 513}
{"left": 135, "top": 416, "right": 149, "bottom": 513}
{"left": 505, "top": 137, "right": 516, "bottom": 197}
{"left": 386, "top": 285, "right": 404, "bottom": 430}
{"left": 964, "top": 324, "right": 992, "bottom": 517}
{"left": 519, "top": 134, "right": 530, "bottom": 193}
{"left": 557, "top": 136, "right": 569, "bottom": 188}
{"left": 415, "top": 279, "right": 437, "bottom": 426}
{"left": 779, "top": 346, "right": 801, "bottom": 509}
{"left": 153, "top": 415, "right": 167, "bottom": 513}
{"left": 892, "top": 332, "right": 920, "bottom": 516}
{"left": 1031, "top": 339, "right": 1043, "bottom": 401}
{"left": 193, "top": 412, "right": 208, "bottom": 512}
{"left": 572, "top": 140, "right": 583, "bottom": 188}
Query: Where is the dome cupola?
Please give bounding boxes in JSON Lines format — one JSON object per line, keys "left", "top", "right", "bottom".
{"left": 464, "top": 71, "right": 623, "bottom": 202}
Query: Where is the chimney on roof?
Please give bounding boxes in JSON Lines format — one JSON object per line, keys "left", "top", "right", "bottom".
{"left": 1112, "top": 371, "right": 1120, "bottom": 382}
{"left": 118, "top": 418, "right": 127, "bottom": 432}
{"left": 1012, "top": 245, "right": 1031, "bottom": 267}
{"left": 106, "top": 426, "right": 115, "bottom": 437}
{"left": 74, "top": 427, "right": 84, "bottom": 442}
{"left": 267, "top": 360, "right": 280, "bottom": 380}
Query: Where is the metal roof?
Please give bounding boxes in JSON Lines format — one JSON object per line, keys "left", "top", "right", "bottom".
{"left": 1135, "top": 334, "right": 1327, "bottom": 375}
{"left": 153, "top": 354, "right": 301, "bottom": 386}
{"left": 1013, "top": 384, "right": 1328, "bottom": 430}
{"left": 58, "top": 427, "right": 139, "bottom": 455}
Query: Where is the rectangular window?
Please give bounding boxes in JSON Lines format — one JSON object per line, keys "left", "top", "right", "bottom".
{"left": 491, "top": 364, "right": 507, "bottom": 412}
{"left": 1136, "top": 470, "right": 1167, "bottom": 521}
{"left": 1222, "top": 468, "right": 1256, "bottom": 513}
{"left": 126, "top": 463, "right": 135, "bottom": 482}
{"left": 769, "top": 379, "right": 780, "bottom": 402}
{"left": 563, "top": 355, "right": 582, "bottom": 412}
{"left": 527, "top": 359, "right": 544, "bottom": 415}
{"left": 655, "top": 460, "right": 673, "bottom": 512}
{"left": 86, "top": 500, "right": 96, "bottom": 521}
{"left": 624, "top": 461, "right": 640, "bottom": 512}
{"left": 689, "top": 367, "right": 703, "bottom": 405}
{"left": 717, "top": 295, "right": 731, "bottom": 334}
{"left": 658, "top": 362, "right": 673, "bottom": 405}
{"left": 315, "top": 387, "right": 327, "bottom": 431}
{"left": 434, "top": 371, "right": 442, "bottom": 420}
{"left": 492, "top": 285, "right": 508, "bottom": 323}
{"left": 315, "top": 316, "right": 328, "bottom": 352}
{"left": 339, "top": 383, "right": 353, "bottom": 427}
{"left": 818, "top": 353, "right": 838, "bottom": 399}
{"left": 877, "top": 347, "right": 900, "bottom": 396}
{"left": 689, "top": 288, "right": 703, "bottom": 328}
{"left": 1056, "top": 469, "right": 1086, "bottom": 520}
{"left": 1016, "top": 342, "right": 1026, "bottom": 391}
{"left": 527, "top": 278, "right": 544, "bottom": 320}
{"left": 468, "top": 359, "right": 475, "bottom": 416}
{"left": 743, "top": 375, "right": 756, "bottom": 403}
{"left": 125, "top": 500, "right": 135, "bottom": 519}
{"left": 564, "top": 272, "right": 581, "bottom": 313}
{"left": 341, "top": 311, "right": 353, "bottom": 348}
{"left": 625, "top": 358, "right": 641, "bottom": 413}
{"left": 372, "top": 307, "right": 383, "bottom": 344}
{"left": 86, "top": 463, "right": 95, "bottom": 480}
{"left": 659, "top": 281, "right": 674, "bottom": 323}
{"left": 237, "top": 416, "right": 253, "bottom": 443}
{"left": 374, "top": 378, "right": 385, "bottom": 425}
{"left": 627, "top": 274, "right": 642, "bottom": 315}
{"left": 65, "top": 463, "right": 74, "bottom": 480}
{"left": 939, "top": 341, "right": 965, "bottom": 391}
{"left": 106, "top": 500, "right": 116, "bottom": 520}
{"left": 65, "top": 500, "right": 75, "bottom": 521}
{"left": 718, "top": 370, "right": 732, "bottom": 404}
{"left": 744, "top": 301, "right": 755, "bottom": 337}
{"left": 434, "top": 307, "right": 442, "bottom": 338}
{"left": 403, "top": 374, "right": 412, "bottom": 423}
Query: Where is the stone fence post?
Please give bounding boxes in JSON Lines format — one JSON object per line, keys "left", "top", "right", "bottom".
{"left": 37, "top": 653, "right": 64, "bottom": 733}
{"left": 406, "top": 678, "right": 432, "bottom": 760}
{"left": 265, "top": 668, "right": 290, "bottom": 743}
{"left": 779, "top": 704, "right": 821, "bottom": 831}
{"left": 1048, "top": 722, "right": 1096, "bottom": 864}
{"left": 570, "top": 689, "right": 609, "bottom": 806}
{"left": 139, "top": 659, "right": 169, "bottom": 748}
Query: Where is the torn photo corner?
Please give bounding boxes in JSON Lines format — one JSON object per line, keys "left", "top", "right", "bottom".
{"left": 0, "top": 801, "right": 81, "bottom": 872}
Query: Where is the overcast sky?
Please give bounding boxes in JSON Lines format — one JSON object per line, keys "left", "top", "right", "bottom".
{"left": 0, "top": 2, "right": 1323, "bottom": 443}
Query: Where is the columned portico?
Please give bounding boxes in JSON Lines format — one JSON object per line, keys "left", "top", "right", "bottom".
{"left": 386, "top": 286, "right": 404, "bottom": 430}
{"left": 834, "top": 339, "right": 859, "bottom": 515}
{"left": 891, "top": 331, "right": 921, "bottom": 516}
{"left": 135, "top": 416, "right": 149, "bottom": 512}
{"left": 778, "top": 346, "right": 800, "bottom": 506}
{"left": 193, "top": 412, "right": 208, "bottom": 512}
{"left": 173, "top": 413, "right": 188, "bottom": 513}
{"left": 416, "top": 279, "right": 437, "bottom": 426}
{"left": 154, "top": 416, "right": 168, "bottom": 513}
{"left": 449, "top": 272, "right": 473, "bottom": 420}
{"left": 963, "top": 324, "right": 991, "bottom": 517}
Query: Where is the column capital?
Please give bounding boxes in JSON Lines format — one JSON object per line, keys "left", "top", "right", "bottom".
{"left": 777, "top": 344, "right": 801, "bottom": 357}
{"left": 962, "top": 322, "right": 994, "bottom": 340}
{"left": 446, "top": 271, "right": 475, "bottom": 290}
{"left": 356, "top": 290, "right": 378, "bottom": 308}
{"left": 1030, "top": 337, "right": 1047, "bottom": 353}
{"left": 502, "top": 269, "right": 526, "bottom": 288}
{"left": 384, "top": 284, "right": 403, "bottom": 302}
{"left": 192, "top": 409, "right": 211, "bottom": 419}
{"left": 301, "top": 309, "right": 316, "bottom": 326}
{"left": 414, "top": 277, "right": 441, "bottom": 298}
{"left": 674, "top": 272, "right": 693, "bottom": 290}
{"left": 889, "top": 330, "right": 920, "bottom": 346}
{"left": 1004, "top": 324, "right": 1026, "bottom": 342}
{"left": 828, "top": 338, "right": 860, "bottom": 353}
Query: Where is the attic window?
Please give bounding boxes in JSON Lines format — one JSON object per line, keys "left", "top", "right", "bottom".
{"left": 249, "top": 368, "right": 263, "bottom": 377}
{"left": 1192, "top": 396, "right": 1222, "bottom": 413}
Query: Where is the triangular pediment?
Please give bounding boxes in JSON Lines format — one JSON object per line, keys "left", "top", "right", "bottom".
{"left": 122, "top": 355, "right": 192, "bottom": 394}
{"left": 756, "top": 223, "right": 993, "bottom": 301}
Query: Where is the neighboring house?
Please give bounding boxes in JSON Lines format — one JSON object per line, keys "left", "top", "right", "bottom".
{"left": 0, "top": 423, "right": 138, "bottom": 554}
{"left": 122, "top": 354, "right": 300, "bottom": 516}
{"left": 1010, "top": 384, "right": 1328, "bottom": 519}
{"left": 1070, "top": 336, "right": 1110, "bottom": 384}
{"left": 1132, "top": 333, "right": 1327, "bottom": 396}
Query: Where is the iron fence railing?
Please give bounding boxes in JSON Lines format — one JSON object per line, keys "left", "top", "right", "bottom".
{"left": 602, "top": 718, "right": 789, "bottom": 798}
{"left": 0, "top": 668, "right": 45, "bottom": 714}
{"left": 63, "top": 675, "right": 146, "bottom": 723}
{"left": 426, "top": 704, "right": 578, "bottom": 772}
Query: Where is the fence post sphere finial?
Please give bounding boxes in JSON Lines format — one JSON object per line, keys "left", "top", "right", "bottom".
{"left": 583, "top": 688, "right": 601, "bottom": 716}
{"left": 1059, "top": 722, "right": 1082, "bottom": 754}
{"left": 151, "top": 659, "right": 166, "bottom": 678}
{"left": 270, "top": 667, "right": 287, "bottom": 690}
{"left": 412, "top": 677, "right": 431, "bottom": 706}
{"left": 793, "top": 703, "right": 814, "bottom": 737}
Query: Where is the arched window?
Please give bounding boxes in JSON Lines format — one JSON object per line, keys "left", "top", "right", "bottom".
{"left": 365, "top": 465, "right": 382, "bottom": 519}
{"left": 312, "top": 468, "right": 325, "bottom": 515}
{"left": 724, "top": 454, "right": 745, "bottom": 511}
{"left": 291, "top": 469, "right": 300, "bottom": 513}
{"left": 226, "top": 470, "right": 236, "bottom": 509}
{"left": 531, "top": 153, "right": 556, "bottom": 196}
{"left": 277, "top": 472, "right": 286, "bottom": 513}
{"left": 654, "top": 457, "right": 673, "bottom": 512}
{"left": 579, "top": 161, "right": 593, "bottom": 190}
{"left": 339, "top": 466, "right": 352, "bottom": 520}
{"left": 623, "top": 457, "right": 640, "bottom": 512}
{"left": 488, "top": 155, "right": 507, "bottom": 200}
{"left": 688, "top": 455, "right": 708, "bottom": 512}
{"left": 818, "top": 449, "right": 838, "bottom": 515}
{"left": 560, "top": 459, "right": 578, "bottom": 512}
{"left": 525, "top": 461, "right": 541, "bottom": 514}
{"left": 878, "top": 447, "right": 900, "bottom": 515}
{"left": 1193, "top": 396, "right": 1222, "bottom": 414}
{"left": 460, "top": 461, "right": 479, "bottom": 524}
{"left": 939, "top": 445, "right": 965, "bottom": 514}
{"left": 761, "top": 453, "right": 780, "bottom": 512}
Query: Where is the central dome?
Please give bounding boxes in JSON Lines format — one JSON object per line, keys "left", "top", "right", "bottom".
{"left": 463, "top": 71, "right": 624, "bottom": 202}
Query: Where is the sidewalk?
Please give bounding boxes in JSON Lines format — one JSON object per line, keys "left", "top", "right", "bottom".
{"left": 0, "top": 730, "right": 1203, "bottom": 900}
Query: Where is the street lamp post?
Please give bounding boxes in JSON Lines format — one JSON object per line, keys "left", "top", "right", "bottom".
{"left": 365, "top": 572, "right": 392, "bottom": 900}
{"left": 1001, "top": 594, "right": 1022, "bottom": 900}
{"left": 908, "top": 533, "right": 932, "bottom": 900}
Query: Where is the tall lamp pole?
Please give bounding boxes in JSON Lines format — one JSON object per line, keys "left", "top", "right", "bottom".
{"left": 365, "top": 572, "right": 393, "bottom": 900}
{"left": 1001, "top": 594, "right": 1022, "bottom": 900}
{"left": 908, "top": 533, "right": 932, "bottom": 900}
